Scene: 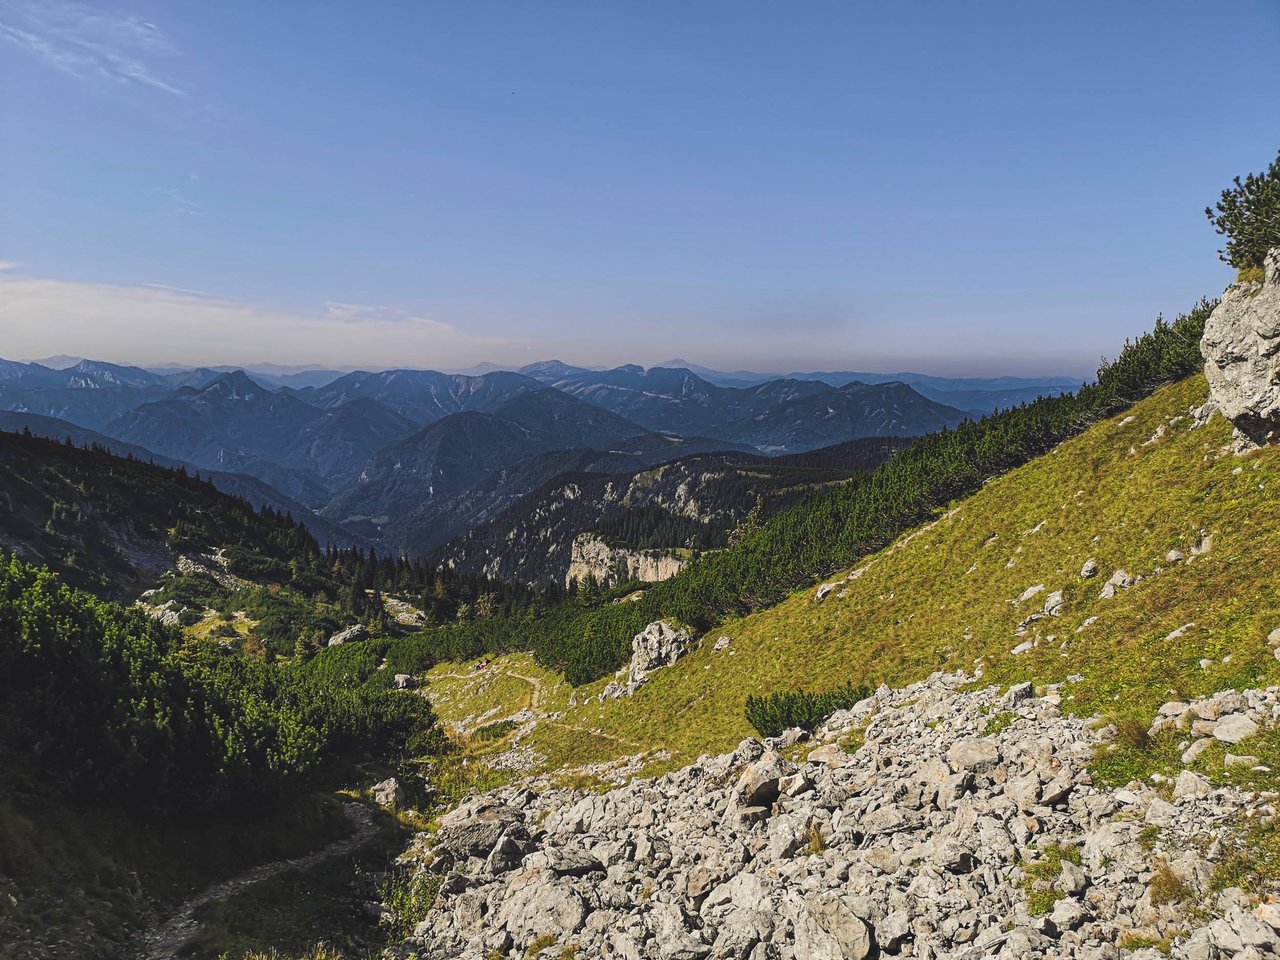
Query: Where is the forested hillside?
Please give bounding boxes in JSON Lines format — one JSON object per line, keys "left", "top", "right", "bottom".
{"left": 430, "top": 436, "right": 910, "bottom": 587}
{"left": 0, "top": 429, "right": 322, "bottom": 598}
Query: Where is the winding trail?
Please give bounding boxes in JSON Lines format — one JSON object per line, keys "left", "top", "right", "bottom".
{"left": 429, "top": 663, "right": 660, "bottom": 761}
{"left": 136, "top": 802, "right": 379, "bottom": 960}
{"left": 504, "top": 671, "right": 546, "bottom": 712}
{"left": 428, "top": 667, "right": 548, "bottom": 716}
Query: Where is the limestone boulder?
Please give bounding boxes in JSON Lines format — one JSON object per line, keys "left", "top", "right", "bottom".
{"left": 1201, "top": 247, "right": 1280, "bottom": 447}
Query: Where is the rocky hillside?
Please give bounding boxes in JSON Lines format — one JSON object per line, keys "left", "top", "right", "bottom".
{"left": 396, "top": 672, "right": 1280, "bottom": 959}
{"left": 366, "top": 261, "right": 1280, "bottom": 960}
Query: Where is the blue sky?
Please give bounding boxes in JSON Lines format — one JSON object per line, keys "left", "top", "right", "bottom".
{"left": 1, "top": 1, "right": 1278, "bottom": 376}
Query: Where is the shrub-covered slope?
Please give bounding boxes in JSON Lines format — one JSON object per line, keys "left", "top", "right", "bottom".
{"left": 0, "top": 554, "right": 444, "bottom": 957}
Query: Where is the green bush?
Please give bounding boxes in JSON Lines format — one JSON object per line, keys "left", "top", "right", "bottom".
{"left": 1206, "top": 149, "right": 1280, "bottom": 271}
{"left": 744, "top": 682, "right": 871, "bottom": 738}
{"left": 473, "top": 719, "right": 517, "bottom": 741}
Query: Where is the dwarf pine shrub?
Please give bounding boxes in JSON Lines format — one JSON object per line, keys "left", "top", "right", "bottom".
{"left": 744, "top": 682, "right": 871, "bottom": 738}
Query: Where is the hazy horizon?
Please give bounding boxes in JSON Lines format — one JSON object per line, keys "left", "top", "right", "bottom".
{"left": 12, "top": 351, "right": 1089, "bottom": 384}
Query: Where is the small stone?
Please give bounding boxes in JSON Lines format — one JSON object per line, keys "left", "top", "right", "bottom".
{"left": 327, "top": 623, "right": 368, "bottom": 646}
{"left": 1182, "top": 739, "right": 1213, "bottom": 765}
{"left": 1048, "top": 898, "right": 1090, "bottom": 937}
{"left": 807, "top": 743, "right": 849, "bottom": 765}
{"left": 1080, "top": 558, "right": 1099, "bottom": 578}
{"left": 1013, "top": 584, "right": 1046, "bottom": 604}
{"left": 1256, "top": 903, "right": 1280, "bottom": 931}
{"left": 1172, "top": 770, "right": 1212, "bottom": 799}
{"left": 1004, "top": 681, "right": 1034, "bottom": 705}
{"left": 947, "top": 737, "right": 1000, "bottom": 774}
{"left": 1059, "top": 860, "right": 1088, "bottom": 896}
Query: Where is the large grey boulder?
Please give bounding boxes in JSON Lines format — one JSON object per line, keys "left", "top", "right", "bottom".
{"left": 796, "top": 893, "right": 874, "bottom": 960}
{"left": 1201, "top": 247, "right": 1280, "bottom": 447}
{"left": 371, "top": 776, "right": 402, "bottom": 808}
{"left": 737, "top": 750, "right": 793, "bottom": 807}
{"left": 495, "top": 874, "right": 587, "bottom": 943}
{"left": 626, "top": 620, "right": 693, "bottom": 694}
{"left": 1213, "top": 713, "right": 1259, "bottom": 744}
{"left": 327, "top": 623, "right": 368, "bottom": 646}
{"left": 435, "top": 797, "right": 524, "bottom": 860}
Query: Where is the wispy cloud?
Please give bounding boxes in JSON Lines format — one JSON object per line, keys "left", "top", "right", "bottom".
{"left": 0, "top": 268, "right": 523, "bottom": 369}
{"left": 152, "top": 185, "right": 202, "bottom": 216}
{"left": 323, "top": 302, "right": 439, "bottom": 326}
{"left": 0, "top": 0, "right": 184, "bottom": 96}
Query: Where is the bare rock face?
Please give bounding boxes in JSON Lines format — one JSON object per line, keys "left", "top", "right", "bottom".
{"left": 564, "top": 534, "right": 687, "bottom": 590}
{"left": 1201, "top": 247, "right": 1280, "bottom": 447}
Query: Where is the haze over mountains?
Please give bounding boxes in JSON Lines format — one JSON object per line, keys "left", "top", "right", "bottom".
{"left": 0, "top": 353, "right": 1074, "bottom": 580}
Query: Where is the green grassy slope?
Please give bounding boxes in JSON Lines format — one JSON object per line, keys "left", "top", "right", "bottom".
{"left": 496, "top": 374, "right": 1280, "bottom": 773}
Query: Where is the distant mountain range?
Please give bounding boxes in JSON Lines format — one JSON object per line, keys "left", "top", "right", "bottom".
{"left": 0, "top": 353, "right": 1073, "bottom": 581}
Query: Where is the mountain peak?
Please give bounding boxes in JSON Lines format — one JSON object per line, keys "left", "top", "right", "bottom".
{"left": 200, "top": 370, "right": 267, "bottom": 399}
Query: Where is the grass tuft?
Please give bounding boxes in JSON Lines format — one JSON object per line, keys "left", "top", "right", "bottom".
{"left": 1149, "top": 858, "right": 1191, "bottom": 906}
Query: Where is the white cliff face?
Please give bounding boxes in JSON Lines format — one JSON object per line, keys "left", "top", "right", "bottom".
{"left": 564, "top": 534, "right": 687, "bottom": 590}
{"left": 1201, "top": 247, "right": 1280, "bottom": 447}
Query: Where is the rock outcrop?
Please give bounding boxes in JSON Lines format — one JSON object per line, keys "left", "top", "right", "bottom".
{"left": 565, "top": 534, "right": 687, "bottom": 590}
{"left": 599, "top": 620, "right": 695, "bottom": 699}
{"left": 1201, "top": 247, "right": 1280, "bottom": 447}
{"left": 392, "top": 673, "right": 1279, "bottom": 960}
{"left": 327, "top": 623, "right": 368, "bottom": 646}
